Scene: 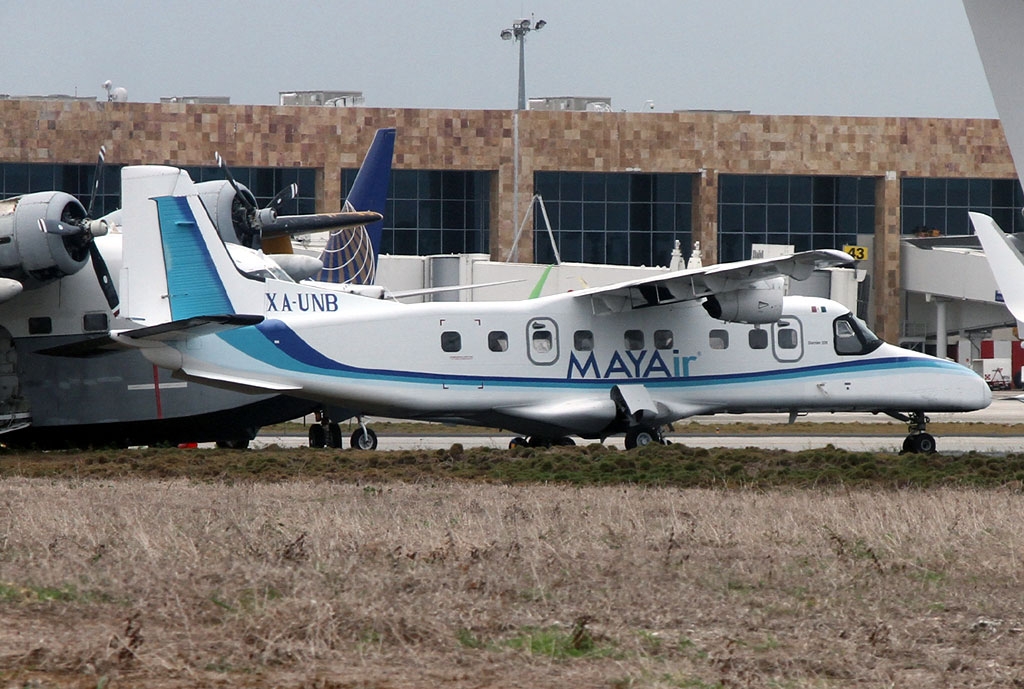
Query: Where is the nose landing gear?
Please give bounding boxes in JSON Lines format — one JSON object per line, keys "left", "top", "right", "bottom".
{"left": 889, "top": 411, "right": 937, "bottom": 454}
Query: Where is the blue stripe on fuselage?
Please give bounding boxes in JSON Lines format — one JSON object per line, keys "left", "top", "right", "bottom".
{"left": 210, "top": 319, "right": 973, "bottom": 391}
{"left": 154, "top": 195, "right": 234, "bottom": 319}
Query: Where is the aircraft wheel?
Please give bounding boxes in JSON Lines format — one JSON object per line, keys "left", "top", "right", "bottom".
{"left": 625, "top": 426, "right": 660, "bottom": 450}
{"left": 555, "top": 436, "right": 576, "bottom": 446}
{"left": 327, "top": 422, "right": 343, "bottom": 448}
{"left": 309, "top": 424, "right": 326, "bottom": 448}
{"left": 906, "top": 433, "right": 936, "bottom": 454}
{"left": 509, "top": 437, "right": 528, "bottom": 449}
{"left": 216, "top": 438, "right": 250, "bottom": 450}
{"left": 351, "top": 426, "right": 378, "bottom": 450}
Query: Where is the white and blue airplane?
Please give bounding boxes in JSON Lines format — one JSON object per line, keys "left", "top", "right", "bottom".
{"left": 108, "top": 164, "right": 991, "bottom": 452}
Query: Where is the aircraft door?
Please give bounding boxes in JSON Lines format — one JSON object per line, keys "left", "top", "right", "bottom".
{"left": 771, "top": 316, "right": 804, "bottom": 362}
{"left": 526, "top": 317, "right": 559, "bottom": 366}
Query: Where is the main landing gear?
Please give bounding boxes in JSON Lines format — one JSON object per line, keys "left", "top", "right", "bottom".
{"left": 888, "top": 411, "right": 937, "bottom": 454}
{"left": 624, "top": 425, "right": 666, "bottom": 450}
{"left": 308, "top": 411, "right": 379, "bottom": 450}
{"left": 509, "top": 436, "right": 576, "bottom": 449}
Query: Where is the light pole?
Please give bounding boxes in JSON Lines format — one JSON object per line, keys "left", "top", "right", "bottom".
{"left": 500, "top": 17, "right": 545, "bottom": 261}
{"left": 500, "top": 17, "right": 546, "bottom": 110}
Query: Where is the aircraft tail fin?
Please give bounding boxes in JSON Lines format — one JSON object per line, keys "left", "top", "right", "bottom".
{"left": 316, "top": 127, "right": 395, "bottom": 285}
{"left": 969, "top": 211, "right": 1024, "bottom": 330}
{"left": 120, "top": 165, "right": 262, "bottom": 326}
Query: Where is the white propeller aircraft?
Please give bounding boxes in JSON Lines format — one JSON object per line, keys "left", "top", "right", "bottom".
{"left": 109, "top": 164, "right": 990, "bottom": 452}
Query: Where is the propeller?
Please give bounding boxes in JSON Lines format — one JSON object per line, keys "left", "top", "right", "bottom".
{"left": 215, "top": 152, "right": 382, "bottom": 247}
{"left": 38, "top": 146, "right": 119, "bottom": 311}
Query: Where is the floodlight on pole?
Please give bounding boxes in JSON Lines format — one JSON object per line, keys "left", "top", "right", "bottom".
{"left": 500, "top": 15, "right": 545, "bottom": 111}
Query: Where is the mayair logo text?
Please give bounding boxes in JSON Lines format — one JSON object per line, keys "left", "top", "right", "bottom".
{"left": 567, "top": 349, "right": 698, "bottom": 379}
{"left": 266, "top": 292, "right": 339, "bottom": 313}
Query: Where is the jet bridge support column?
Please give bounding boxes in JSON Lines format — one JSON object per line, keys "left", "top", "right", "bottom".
{"left": 934, "top": 296, "right": 948, "bottom": 360}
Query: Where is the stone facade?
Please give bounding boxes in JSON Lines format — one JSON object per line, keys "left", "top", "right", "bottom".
{"left": 0, "top": 99, "right": 1016, "bottom": 339}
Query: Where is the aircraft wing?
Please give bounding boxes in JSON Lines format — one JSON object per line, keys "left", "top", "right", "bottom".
{"left": 569, "top": 248, "right": 855, "bottom": 311}
{"left": 969, "top": 211, "right": 1024, "bottom": 330}
{"left": 261, "top": 211, "right": 383, "bottom": 239}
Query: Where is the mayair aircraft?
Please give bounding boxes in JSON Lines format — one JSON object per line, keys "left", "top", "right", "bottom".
{"left": 106, "top": 162, "right": 990, "bottom": 453}
{"left": 0, "top": 129, "right": 392, "bottom": 448}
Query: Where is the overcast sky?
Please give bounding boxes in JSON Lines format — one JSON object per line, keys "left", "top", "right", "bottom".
{"left": 0, "top": 0, "right": 998, "bottom": 118}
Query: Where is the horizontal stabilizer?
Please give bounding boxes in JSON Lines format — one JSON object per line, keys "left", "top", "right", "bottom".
{"left": 119, "top": 315, "right": 264, "bottom": 343}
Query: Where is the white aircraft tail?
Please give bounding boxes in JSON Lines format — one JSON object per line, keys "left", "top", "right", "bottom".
{"left": 969, "top": 211, "right": 1024, "bottom": 331}
{"left": 119, "top": 165, "right": 262, "bottom": 326}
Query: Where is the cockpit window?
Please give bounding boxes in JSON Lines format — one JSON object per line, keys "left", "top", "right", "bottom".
{"left": 833, "top": 313, "right": 882, "bottom": 355}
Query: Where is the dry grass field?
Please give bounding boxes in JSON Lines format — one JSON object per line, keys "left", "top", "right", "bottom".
{"left": 3, "top": 470, "right": 1024, "bottom": 688}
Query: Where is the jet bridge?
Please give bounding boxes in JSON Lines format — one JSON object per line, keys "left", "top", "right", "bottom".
{"left": 901, "top": 235, "right": 1016, "bottom": 368}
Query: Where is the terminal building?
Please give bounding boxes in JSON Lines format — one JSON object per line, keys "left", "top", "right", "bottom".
{"left": 0, "top": 97, "right": 1019, "bottom": 372}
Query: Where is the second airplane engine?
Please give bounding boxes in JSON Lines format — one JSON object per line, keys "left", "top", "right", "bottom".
{"left": 702, "top": 277, "right": 785, "bottom": 324}
{"left": 0, "top": 192, "right": 91, "bottom": 289}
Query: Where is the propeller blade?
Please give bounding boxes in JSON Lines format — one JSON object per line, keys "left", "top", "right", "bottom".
{"left": 38, "top": 218, "right": 86, "bottom": 236}
{"left": 215, "top": 151, "right": 257, "bottom": 212}
{"left": 88, "top": 242, "right": 119, "bottom": 310}
{"left": 267, "top": 183, "right": 298, "bottom": 212}
{"left": 85, "top": 145, "right": 107, "bottom": 218}
{"left": 260, "top": 211, "right": 383, "bottom": 239}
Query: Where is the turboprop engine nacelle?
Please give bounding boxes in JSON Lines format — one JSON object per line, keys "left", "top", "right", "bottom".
{"left": 0, "top": 191, "right": 92, "bottom": 289}
{"left": 196, "top": 180, "right": 257, "bottom": 246}
{"left": 702, "top": 277, "right": 784, "bottom": 324}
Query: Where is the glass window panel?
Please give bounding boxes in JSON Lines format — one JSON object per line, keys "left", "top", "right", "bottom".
{"left": 606, "top": 202, "right": 628, "bottom": 231}
{"left": 743, "top": 175, "right": 767, "bottom": 203}
{"left": 535, "top": 172, "right": 558, "bottom": 199}
{"left": 630, "top": 174, "right": 652, "bottom": 203}
{"left": 719, "top": 175, "right": 743, "bottom": 204}
{"left": 559, "top": 202, "right": 583, "bottom": 232}
{"left": 442, "top": 200, "right": 466, "bottom": 229}
{"left": 902, "top": 206, "right": 925, "bottom": 234}
{"left": 582, "top": 174, "right": 605, "bottom": 202}
{"left": 968, "top": 178, "right": 990, "bottom": 207}
{"left": 606, "top": 231, "right": 628, "bottom": 264}
{"left": 812, "top": 177, "right": 835, "bottom": 205}
{"left": 652, "top": 234, "right": 681, "bottom": 265}
{"left": 743, "top": 204, "right": 767, "bottom": 234}
{"left": 441, "top": 230, "right": 465, "bottom": 253}
{"left": 654, "top": 330, "right": 674, "bottom": 349}
{"left": 749, "top": 329, "right": 768, "bottom": 349}
{"left": 559, "top": 232, "right": 583, "bottom": 262}
{"left": 629, "top": 201, "right": 652, "bottom": 233}
{"left": 488, "top": 331, "right": 509, "bottom": 352}
{"left": 418, "top": 229, "right": 441, "bottom": 254}
{"left": 419, "top": 200, "right": 442, "bottom": 229}
{"left": 947, "top": 178, "right": 969, "bottom": 206}
{"left": 766, "top": 205, "right": 788, "bottom": 232}
{"left": 790, "top": 204, "right": 812, "bottom": 232}
{"left": 720, "top": 204, "right": 743, "bottom": 232}
{"left": 766, "top": 176, "right": 788, "bottom": 204}
{"left": 790, "top": 176, "right": 813, "bottom": 204}
{"left": 924, "top": 178, "right": 946, "bottom": 206}
{"left": 709, "top": 329, "right": 729, "bottom": 349}
{"left": 393, "top": 199, "right": 418, "bottom": 228}
{"left": 655, "top": 175, "right": 675, "bottom": 202}
{"left": 630, "top": 232, "right": 651, "bottom": 266}
{"left": 835, "top": 206, "right": 858, "bottom": 233}
{"left": 857, "top": 206, "right": 875, "bottom": 234}
{"left": 393, "top": 170, "right": 418, "bottom": 198}
{"left": 654, "top": 203, "right": 676, "bottom": 232}
{"left": 605, "top": 174, "right": 629, "bottom": 202}
{"left": 583, "top": 232, "right": 606, "bottom": 263}
{"left": 560, "top": 172, "right": 583, "bottom": 201}
{"left": 858, "top": 177, "right": 876, "bottom": 205}
{"left": 392, "top": 229, "right": 417, "bottom": 254}
{"left": 993, "top": 179, "right": 1017, "bottom": 207}
{"left": 582, "top": 202, "right": 605, "bottom": 230}
{"left": 441, "top": 331, "right": 462, "bottom": 352}
{"left": 836, "top": 177, "right": 859, "bottom": 205}
{"left": 923, "top": 207, "right": 945, "bottom": 231}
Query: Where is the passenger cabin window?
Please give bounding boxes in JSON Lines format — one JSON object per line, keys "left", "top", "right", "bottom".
{"left": 777, "top": 327, "right": 799, "bottom": 350}
{"left": 709, "top": 329, "right": 729, "bottom": 350}
{"left": 441, "top": 331, "right": 462, "bottom": 352}
{"left": 532, "top": 330, "right": 553, "bottom": 353}
{"left": 574, "top": 330, "right": 594, "bottom": 351}
{"left": 749, "top": 328, "right": 768, "bottom": 350}
{"left": 624, "top": 330, "right": 644, "bottom": 350}
{"left": 833, "top": 313, "right": 883, "bottom": 355}
{"left": 488, "top": 331, "right": 509, "bottom": 352}
{"left": 654, "top": 329, "right": 674, "bottom": 349}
